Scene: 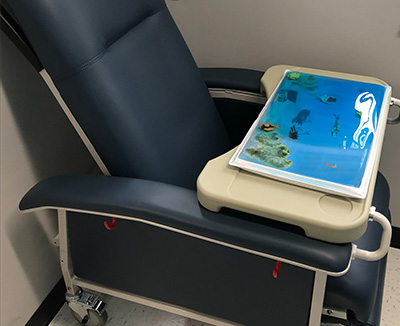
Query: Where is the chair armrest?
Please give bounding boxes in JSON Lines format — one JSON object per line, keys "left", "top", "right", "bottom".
{"left": 200, "top": 68, "right": 267, "bottom": 146}
{"left": 19, "top": 174, "right": 353, "bottom": 274}
{"left": 200, "top": 68, "right": 264, "bottom": 94}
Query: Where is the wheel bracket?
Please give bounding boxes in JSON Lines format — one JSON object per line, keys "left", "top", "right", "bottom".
{"left": 66, "top": 288, "right": 107, "bottom": 324}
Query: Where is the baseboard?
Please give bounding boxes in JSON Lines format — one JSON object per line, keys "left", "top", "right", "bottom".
{"left": 391, "top": 226, "right": 400, "bottom": 249}
{"left": 26, "top": 278, "right": 66, "bottom": 326}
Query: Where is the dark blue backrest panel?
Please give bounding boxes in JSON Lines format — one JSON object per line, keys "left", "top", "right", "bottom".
{"left": 8, "top": 0, "right": 230, "bottom": 189}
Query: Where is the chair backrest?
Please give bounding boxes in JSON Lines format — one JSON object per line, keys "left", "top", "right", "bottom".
{"left": 7, "top": 0, "right": 230, "bottom": 189}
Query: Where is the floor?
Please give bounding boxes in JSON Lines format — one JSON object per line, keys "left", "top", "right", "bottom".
{"left": 50, "top": 248, "right": 400, "bottom": 326}
{"left": 380, "top": 247, "right": 400, "bottom": 326}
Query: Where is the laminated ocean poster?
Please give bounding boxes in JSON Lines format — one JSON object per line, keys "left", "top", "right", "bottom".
{"left": 229, "top": 70, "right": 391, "bottom": 198}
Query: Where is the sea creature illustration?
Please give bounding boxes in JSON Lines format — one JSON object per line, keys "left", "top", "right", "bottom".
{"left": 331, "top": 114, "right": 340, "bottom": 137}
{"left": 287, "top": 90, "right": 298, "bottom": 103}
{"left": 276, "top": 91, "right": 287, "bottom": 102}
{"left": 352, "top": 92, "right": 377, "bottom": 149}
{"left": 275, "top": 90, "right": 298, "bottom": 103}
{"left": 246, "top": 132, "right": 292, "bottom": 168}
{"left": 287, "top": 72, "right": 317, "bottom": 90}
{"left": 287, "top": 72, "right": 301, "bottom": 80}
{"left": 319, "top": 94, "right": 337, "bottom": 104}
{"left": 259, "top": 122, "right": 280, "bottom": 132}
{"left": 291, "top": 109, "right": 311, "bottom": 125}
{"left": 288, "top": 125, "right": 298, "bottom": 140}
{"left": 324, "top": 162, "right": 337, "bottom": 168}
{"left": 303, "top": 75, "right": 318, "bottom": 90}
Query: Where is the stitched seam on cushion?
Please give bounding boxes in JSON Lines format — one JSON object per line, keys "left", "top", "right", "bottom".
{"left": 54, "top": 50, "right": 106, "bottom": 81}
{"left": 106, "top": 5, "right": 164, "bottom": 52}
{"left": 53, "top": 5, "right": 165, "bottom": 82}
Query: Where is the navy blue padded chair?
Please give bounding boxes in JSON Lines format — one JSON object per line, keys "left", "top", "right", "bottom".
{"left": 3, "top": 1, "right": 391, "bottom": 325}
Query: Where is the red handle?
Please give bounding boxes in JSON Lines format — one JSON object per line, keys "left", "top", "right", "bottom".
{"left": 273, "top": 260, "right": 282, "bottom": 278}
{"left": 104, "top": 217, "right": 117, "bottom": 230}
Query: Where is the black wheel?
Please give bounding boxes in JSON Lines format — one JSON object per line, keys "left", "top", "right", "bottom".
{"left": 85, "top": 310, "right": 108, "bottom": 326}
{"left": 72, "top": 310, "right": 108, "bottom": 326}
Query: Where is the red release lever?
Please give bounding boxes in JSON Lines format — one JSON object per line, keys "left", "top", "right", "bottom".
{"left": 104, "top": 217, "right": 117, "bottom": 230}
{"left": 273, "top": 260, "right": 282, "bottom": 278}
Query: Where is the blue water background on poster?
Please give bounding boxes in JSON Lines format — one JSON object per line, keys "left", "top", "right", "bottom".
{"left": 238, "top": 71, "right": 388, "bottom": 187}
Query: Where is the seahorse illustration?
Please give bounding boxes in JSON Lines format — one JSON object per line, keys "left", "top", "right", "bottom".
{"left": 331, "top": 114, "right": 340, "bottom": 137}
{"left": 352, "top": 92, "right": 377, "bottom": 149}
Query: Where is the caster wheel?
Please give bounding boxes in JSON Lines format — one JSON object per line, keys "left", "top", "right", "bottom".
{"left": 72, "top": 310, "right": 108, "bottom": 326}
{"left": 85, "top": 310, "right": 108, "bottom": 326}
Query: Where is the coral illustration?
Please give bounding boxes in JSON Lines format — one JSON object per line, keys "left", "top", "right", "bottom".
{"left": 245, "top": 132, "right": 292, "bottom": 169}
{"left": 288, "top": 73, "right": 318, "bottom": 90}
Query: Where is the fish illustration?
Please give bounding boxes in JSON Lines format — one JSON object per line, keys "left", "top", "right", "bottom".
{"left": 311, "top": 93, "right": 336, "bottom": 104}
{"left": 324, "top": 162, "right": 337, "bottom": 168}
{"left": 320, "top": 94, "right": 336, "bottom": 104}
{"left": 259, "top": 122, "right": 280, "bottom": 132}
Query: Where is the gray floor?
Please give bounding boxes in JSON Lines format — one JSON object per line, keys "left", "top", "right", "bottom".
{"left": 380, "top": 247, "right": 400, "bottom": 326}
{"left": 50, "top": 248, "right": 400, "bottom": 326}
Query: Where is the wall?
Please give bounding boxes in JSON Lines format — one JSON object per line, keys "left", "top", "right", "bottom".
{"left": 167, "top": 0, "right": 400, "bottom": 227}
{"left": 1, "top": 32, "right": 97, "bottom": 325}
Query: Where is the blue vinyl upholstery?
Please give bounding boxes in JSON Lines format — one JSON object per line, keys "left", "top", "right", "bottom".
{"left": 18, "top": 174, "right": 353, "bottom": 274}
{"left": 8, "top": 0, "right": 230, "bottom": 190}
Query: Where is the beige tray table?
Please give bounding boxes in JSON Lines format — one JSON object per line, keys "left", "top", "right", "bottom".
{"left": 197, "top": 65, "right": 391, "bottom": 243}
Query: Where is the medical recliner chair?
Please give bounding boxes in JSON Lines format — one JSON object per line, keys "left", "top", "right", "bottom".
{"left": 2, "top": 1, "right": 393, "bottom": 325}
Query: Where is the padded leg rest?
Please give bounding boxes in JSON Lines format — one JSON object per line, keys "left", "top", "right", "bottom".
{"left": 324, "top": 172, "right": 391, "bottom": 325}
{"left": 68, "top": 212, "right": 316, "bottom": 326}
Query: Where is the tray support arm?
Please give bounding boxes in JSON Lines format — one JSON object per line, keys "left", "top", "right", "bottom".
{"left": 388, "top": 97, "right": 400, "bottom": 124}
{"left": 353, "top": 207, "right": 392, "bottom": 261}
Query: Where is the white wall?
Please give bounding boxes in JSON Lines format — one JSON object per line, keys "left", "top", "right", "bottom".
{"left": 167, "top": 0, "right": 400, "bottom": 227}
{"left": 1, "top": 32, "right": 97, "bottom": 325}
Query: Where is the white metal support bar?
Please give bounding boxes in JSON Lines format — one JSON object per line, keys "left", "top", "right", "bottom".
{"left": 308, "top": 271, "right": 327, "bottom": 326}
{"left": 58, "top": 209, "right": 80, "bottom": 295}
{"left": 388, "top": 97, "right": 400, "bottom": 124}
{"left": 353, "top": 207, "right": 392, "bottom": 261}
